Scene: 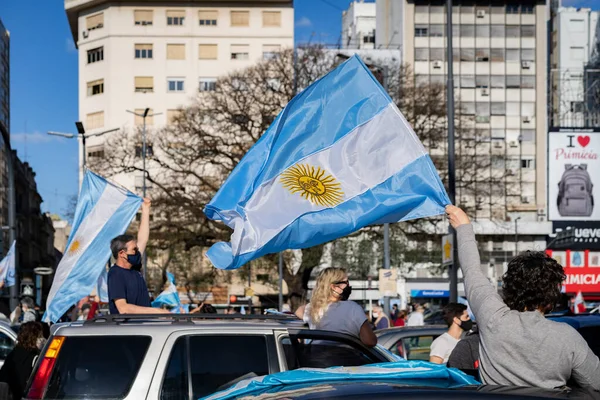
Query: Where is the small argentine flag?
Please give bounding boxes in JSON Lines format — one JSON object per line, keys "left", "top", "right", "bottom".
{"left": 44, "top": 170, "right": 142, "bottom": 323}
{"left": 205, "top": 55, "right": 450, "bottom": 270}
{"left": 0, "top": 240, "right": 16, "bottom": 287}
{"left": 152, "top": 272, "right": 186, "bottom": 313}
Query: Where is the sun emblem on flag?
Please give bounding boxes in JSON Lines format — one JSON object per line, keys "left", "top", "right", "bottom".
{"left": 68, "top": 239, "right": 83, "bottom": 256}
{"left": 280, "top": 164, "right": 344, "bottom": 207}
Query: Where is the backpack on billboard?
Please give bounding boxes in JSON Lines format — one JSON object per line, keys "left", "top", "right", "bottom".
{"left": 557, "top": 164, "right": 594, "bottom": 217}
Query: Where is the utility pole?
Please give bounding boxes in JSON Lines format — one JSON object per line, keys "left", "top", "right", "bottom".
{"left": 514, "top": 217, "right": 521, "bottom": 255}
{"left": 446, "top": 0, "right": 458, "bottom": 303}
{"left": 278, "top": 253, "right": 283, "bottom": 311}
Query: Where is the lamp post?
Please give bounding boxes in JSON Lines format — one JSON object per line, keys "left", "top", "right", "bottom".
{"left": 514, "top": 216, "right": 521, "bottom": 255}
{"left": 126, "top": 109, "right": 161, "bottom": 284}
{"left": 48, "top": 122, "right": 119, "bottom": 170}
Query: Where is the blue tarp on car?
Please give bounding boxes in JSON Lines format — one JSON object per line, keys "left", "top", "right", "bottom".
{"left": 202, "top": 361, "right": 479, "bottom": 400}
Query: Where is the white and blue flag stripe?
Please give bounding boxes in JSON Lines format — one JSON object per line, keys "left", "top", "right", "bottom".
{"left": 205, "top": 55, "right": 450, "bottom": 270}
{"left": 44, "top": 170, "right": 142, "bottom": 322}
{"left": 0, "top": 240, "right": 16, "bottom": 287}
{"left": 152, "top": 272, "right": 184, "bottom": 311}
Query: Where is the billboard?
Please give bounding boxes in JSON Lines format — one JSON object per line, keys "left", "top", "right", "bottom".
{"left": 546, "top": 249, "right": 600, "bottom": 293}
{"left": 548, "top": 128, "right": 600, "bottom": 221}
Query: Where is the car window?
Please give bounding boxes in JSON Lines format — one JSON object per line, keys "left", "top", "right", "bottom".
{"left": 161, "top": 337, "right": 188, "bottom": 400}
{"left": 0, "top": 331, "right": 15, "bottom": 360}
{"left": 402, "top": 335, "right": 438, "bottom": 360}
{"left": 283, "top": 336, "right": 379, "bottom": 369}
{"left": 577, "top": 326, "right": 600, "bottom": 357}
{"left": 43, "top": 336, "right": 151, "bottom": 399}
{"left": 161, "top": 335, "right": 270, "bottom": 399}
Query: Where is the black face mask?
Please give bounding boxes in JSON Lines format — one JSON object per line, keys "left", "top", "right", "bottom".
{"left": 127, "top": 250, "right": 142, "bottom": 269}
{"left": 459, "top": 319, "right": 473, "bottom": 331}
{"left": 339, "top": 285, "right": 352, "bottom": 301}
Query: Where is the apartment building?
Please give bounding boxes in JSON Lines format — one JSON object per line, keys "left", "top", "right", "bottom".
{"left": 342, "top": 0, "right": 377, "bottom": 50}
{"left": 550, "top": 7, "right": 600, "bottom": 127}
{"left": 65, "top": 0, "right": 294, "bottom": 190}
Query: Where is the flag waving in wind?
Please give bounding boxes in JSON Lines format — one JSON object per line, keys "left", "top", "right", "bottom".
{"left": 44, "top": 170, "right": 143, "bottom": 322}
{"left": 0, "top": 240, "right": 16, "bottom": 287}
{"left": 152, "top": 272, "right": 188, "bottom": 313}
{"left": 205, "top": 55, "right": 450, "bottom": 270}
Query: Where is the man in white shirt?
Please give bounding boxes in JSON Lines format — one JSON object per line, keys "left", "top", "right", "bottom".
{"left": 407, "top": 305, "right": 425, "bottom": 326}
{"left": 429, "top": 303, "right": 472, "bottom": 364}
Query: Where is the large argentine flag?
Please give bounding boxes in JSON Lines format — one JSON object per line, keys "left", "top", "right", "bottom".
{"left": 205, "top": 55, "right": 450, "bottom": 270}
{"left": 44, "top": 170, "right": 142, "bottom": 322}
{"left": 0, "top": 241, "right": 16, "bottom": 287}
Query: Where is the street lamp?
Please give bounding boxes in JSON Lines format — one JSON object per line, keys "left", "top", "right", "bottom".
{"left": 514, "top": 216, "right": 521, "bottom": 255}
{"left": 126, "top": 108, "right": 162, "bottom": 284}
{"left": 48, "top": 122, "right": 119, "bottom": 168}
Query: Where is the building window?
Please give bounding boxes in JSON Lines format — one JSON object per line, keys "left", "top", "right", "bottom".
{"left": 167, "top": 109, "right": 182, "bottom": 124}
{"left": 571, "top": 101, "right": 585, "bottom": 113}
{"left": 491, "top": 102, "right": 506, "bottom": 115}
{"left": 199, "top": 78, "right": 217, "bottom": 92}
{"left": 167, "top": 44, "right": 185, "bottom": 60}
{"left": 199, "top": 10, "right": 217, "bottom": 26}
{"left": 506, "top": 26, "right": 520, "bottom": 38}
{"left": 168, "top": 78, "right": 185, "bottom": 92}
{"left": 135, "top": 44, "right": 153, "bottom": 59}
{"left": 363, "top": 31, "right": 376, "bottom": 43}
{"left": 262, "top": 44, "right": 281, "bottom": 60}
{"left": 521, "top": 76, "right": 535, "bottom": 89}
{"left": 134, "top": 10, "right": 153, "bottom": 26}
{"left": 87, "top": 79, "right": 104, "bottom": 96}
{"left": 460, "top": 48, "right": 475, "bottom": 62}
{"left": 521, "top": 159, "right": 534, "bottom": 169}
{"left": 522, "top": 5, "right": 534, "bottom": 14}
{"left": 521, "top": 25, "right": 535, "bottom": 37}
{"left": 476, "top": 76, "right": 489, "bottom": 88}
{"left": 415, "top": 48, "right": 429, "bottom": 61}
{"left": 134, "top": 108, "right": 154, "bottom": 126}
{"left": 506, "top": 5, "right": 520, "bottom": 14}
{"left": 461, "top": 75, "right": 475, "bottom": 88}
{"left": 460, "top": 25, "right": 475, "bottom": 37}
{"left": 475, "top": 25, "right": 489, "bottom": 37}
{"left": 86, "top": 111, "right": 104, "bottom": 130}
{"left": 231, "top": 11, "right": 249, "bottom": 27}
{"left": 415, "top": 25, "right": 428, "bottom": 37}
{"left": 429, "top": 24, "right": 444, "bottom": 37}
{"left": 491, "top": 76, "right": 505, "bottom": 88}
{"left": 134, "top": 76, "right": 154, "bottom": 92}
{"left": 231, "top": 44, "right": 249, "bottom": 60}
{"left": 199, "top": 44, "right": 218, "bottom": 60}
{"left": 263, "top": 11, "right": 281, "bottom": 27}
{"left": 491, "top": 49, "right": 505, "bottom": 62}
{"left": 135, "top": 143, "right": 154, "bottom": 157}
{"left": 570, "top": 47, "right": 585, "bottom": 61}
{"left": 491, "top": 25, "right": 505, "bottom": 37}
{"left": 430, "top": 48, "right": 445, "bottom": 61}
{"left": 475, "top": 48, "right": 490, "bottom": 62}
{"left": 521, "top": 49, "right": 535, "bottom": 61}
{"left": 87, "top": 46, "right": 104, "bottom": 64}
{"left": 506, "top": 76, "right": 521, "bottom": 89}
{"left": 86, "top": 13, "right": 104, "bottom": 31}
{"left": 461, "top": 102, "right": 475, "bottom": 115}
{"left": 87, "top": 145, "right": 105, "bottom": 159}
{"left": 506, "top": 49, "right": 520, "bottom": 62}
{"left": 167, "top": 10, "right": 185, "bottom": 26}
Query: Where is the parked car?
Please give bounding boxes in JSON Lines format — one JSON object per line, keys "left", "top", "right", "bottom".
{"left": 376, "top": 325, "right": 447, "bottom": 361}
{"left": 0, "top": 321, "right": 17, "bottom": 369}
{"left": 547, "top": 314, "right": 600, "bottom": 358}
{"left": 24, "top": 314, "right": 398, "bottom": 400}
{"left": 423, "top": 309, "right": 446, "bottom": 325}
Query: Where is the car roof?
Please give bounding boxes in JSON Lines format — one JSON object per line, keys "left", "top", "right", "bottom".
{"left": 547, "top": 314, "right": 600, "bottom": 329}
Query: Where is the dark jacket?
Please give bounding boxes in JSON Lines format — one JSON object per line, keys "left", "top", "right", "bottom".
{"left": 0, "top": 346, "right": 39, "bottom": 400}
{"left": 447, "top": 325, "right": 480, "bottom": 379}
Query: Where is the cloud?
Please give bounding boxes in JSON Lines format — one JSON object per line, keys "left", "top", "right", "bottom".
{"left": 296, "top": 17, "right": 312, "bottom": 28}
{"left": 11, "top": 132, "right": 57, "bottom": 144}
{"left": 65, "top": 37, "right": 77, "bottom": 53}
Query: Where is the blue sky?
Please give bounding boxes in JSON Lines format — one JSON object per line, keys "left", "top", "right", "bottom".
{"left": 0, "top": 0, "right": 596, "bottom": 219}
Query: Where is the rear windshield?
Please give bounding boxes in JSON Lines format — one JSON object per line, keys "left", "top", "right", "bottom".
{"left": 40, "top": 335, "right": 151, "bottom": 399}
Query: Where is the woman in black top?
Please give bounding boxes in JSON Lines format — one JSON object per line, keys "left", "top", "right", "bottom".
{"left": 0, "top": 321, "right": 44, "bottom": 400}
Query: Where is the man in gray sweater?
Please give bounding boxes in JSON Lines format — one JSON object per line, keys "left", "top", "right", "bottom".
{"left": 446, "top": 205, "right": 600, "bottom": 390}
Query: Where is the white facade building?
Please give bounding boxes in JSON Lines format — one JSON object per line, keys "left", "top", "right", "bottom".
{"left": 342, "top": 1, "right": 377, "bottom": 50}
{"left": 551, "top": 7, "right": 600, "bottom": 127}
{"left": 65, "top": 0, "right": 294, "bottom": 189}
{"left": 376, "top": 0, "right": 403, "bottom": 51}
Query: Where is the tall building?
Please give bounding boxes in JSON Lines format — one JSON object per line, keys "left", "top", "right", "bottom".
{"left": 376, "top": 0, "right": 403, "bottom": 50}
{"left": 0, "top": 19, "right": 9, "bottom": 255}
{"left": 65, "top": 0, "right": 294, "bottom": 189}
{"left": 550, "top": 7, "right": 600, "bottom": 128}
{"left": 342, "top": 1, "right": 376, "bottom": 49}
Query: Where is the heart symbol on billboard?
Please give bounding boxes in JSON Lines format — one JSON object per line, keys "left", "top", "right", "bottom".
{"left": 577, "top": 136, "right": 590, "bottom": 147}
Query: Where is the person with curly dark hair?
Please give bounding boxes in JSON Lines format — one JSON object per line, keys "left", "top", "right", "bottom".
{"left": 446, "top": 205, "right": 600, "bottom": 391}
{"left": 0, "top": 321, "right": 44, "bottom": 399}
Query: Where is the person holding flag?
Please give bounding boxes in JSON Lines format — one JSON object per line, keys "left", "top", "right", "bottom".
{"left": 0, "top": 240, "right": 16, "bottom": 289}
{"left": 108, "top": 198, "right": 169, "bottom": 315}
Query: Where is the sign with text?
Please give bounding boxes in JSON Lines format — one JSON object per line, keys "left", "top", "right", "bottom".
{"left": 546, "top": 249, "right": 600, "bottom": 293}
{"left": 442, "top": 234, "right": 453, "bottom": 266}
{"left": 378, "top": 269, "right": 398, "bottom": 297}
{"left": 548, "top": 128, "right": 600, "bottom": 221}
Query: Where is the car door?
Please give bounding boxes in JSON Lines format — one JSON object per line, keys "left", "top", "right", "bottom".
{"left": 277, "top": 329, "right": 387, "bottom": 370}
{"left": 0, "top": 325, "right": 16, "bottom": 368}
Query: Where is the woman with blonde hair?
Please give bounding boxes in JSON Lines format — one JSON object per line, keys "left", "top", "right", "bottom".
{"left": 296, "top": 267, "right": 377, "bottom": 347}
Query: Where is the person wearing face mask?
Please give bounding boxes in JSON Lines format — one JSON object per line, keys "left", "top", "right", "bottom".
{"left": 107, "top": 198, "right": 169, "bottom": 315}
{"left": 429, "top": 303, "right": 472, "bottom": 364}
{"left": 295, "top": 267, "right": 377, "bottom": 347}
{"left": 372, "top": 305, "right": 391, "bottom": 330}
{"left": 0, "top": 322, "right": 44, "bottom": 400}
